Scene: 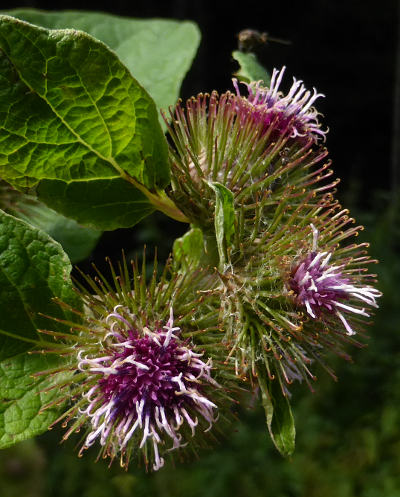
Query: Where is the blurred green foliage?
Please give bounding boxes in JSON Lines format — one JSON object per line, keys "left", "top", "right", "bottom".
{"left": 0, "top": 191, "right": 399, "bottom": 497}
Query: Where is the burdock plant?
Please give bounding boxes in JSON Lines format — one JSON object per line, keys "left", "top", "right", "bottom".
{"left": 166, "top": 65, "right": 381, "bottom": 452}
{"left": 0, "top": 11, "right": 380, "bottom": 471}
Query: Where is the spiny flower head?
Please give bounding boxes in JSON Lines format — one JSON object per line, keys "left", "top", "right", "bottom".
{"left": 289, "top": 225, "right": 380, "bottom": 335}
{"left": 78, "top": 307, "right": 218, "bottom": 471}
{"left": 233, "top": 66, "right": 326, "bottom": 142}
{"left": 165, "top": 67, "right": 330, "bottom": 232}
{"left": 217, "top": 194, "right": 381, "bottom": 393}
{"left": 38, "top": 256, "right": 234, "bottom": 471}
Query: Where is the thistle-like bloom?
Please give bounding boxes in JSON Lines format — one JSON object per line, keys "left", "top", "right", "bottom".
{"left": 164, "top": 70, "right": 381, "bottom": 456}
{"left": 233, "top": 66, "right": 326, "bottom": 142}
{"left": 217, "top": 196, "right": 381, "bottom": 392}
{"left": 78, "top": 307, "right": 217, "bottom": 471}
{"left": 165, "top": 67, "right": 331, "bottom": 231}
{"left": 289, "top": 225, "right": 381, "bottom": 336}
{"left": 38, "top": 257, "right": 231, "bottom": 471}
{"left": 165, "top": 68, "right": 379, "bottom": 391}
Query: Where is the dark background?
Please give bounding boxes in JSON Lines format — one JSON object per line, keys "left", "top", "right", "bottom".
{"left": 1, "top": 0, "right": 397, "bottom": 197}
{"left": 2, "top": 0, "right": 396, "bottom": 268}
{"left": 0, "top": 2, "right": 399, "bottom": 497}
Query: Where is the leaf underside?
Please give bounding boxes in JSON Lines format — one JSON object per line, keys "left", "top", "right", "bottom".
{"left": 13, "top": 198, "right": 102, "bottom": 264}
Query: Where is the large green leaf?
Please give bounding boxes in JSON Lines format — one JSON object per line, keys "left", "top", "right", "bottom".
{"left": 0, "top": 210, "right": 80, "bottom": 360}
{"left": 257, "top": 364, "right": 296, "bottom": 456}
{"left": 0, "top": 15, "right": 169, "bottom": 229}
{"left": 0, "top": 353, "right": 67, "bottom": 449}
{"left": 3, "top": 10, "right": 200, "bottom": 118}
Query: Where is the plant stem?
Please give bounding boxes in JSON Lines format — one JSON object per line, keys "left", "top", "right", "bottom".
{"left": 120, "top": 171, "right": 189, "bottom": 223}
{"left": 148, "top": 189, "right": 190, "bottom": 223}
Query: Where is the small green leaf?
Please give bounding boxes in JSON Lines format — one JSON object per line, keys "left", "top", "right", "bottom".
{"left": 173, "top": 227, "right": 204, "bottom": 268}
{"left": 0, "top": 210, "right": 81, "bottom": 360}
{"left": 208, "top": 182, "right": 235, "bottom": 267}
{"left": 0, "top": 353, "right": 67, "bottom": 449}
{"left": 232, "top": 50, "right": 271, "bottom": 85}
{"left": 3, "top": 10, "right": 201, "bottom": 121}
{"left": 0, "top": 15, "right": 169, "bottom": 229}
{"left": 257, "top": 365, "right": 296, "bottom": 456}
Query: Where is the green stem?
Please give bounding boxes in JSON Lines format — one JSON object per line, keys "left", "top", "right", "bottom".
{"left": 120, "top": 172, "right": 189, "bottom": 223}
{"left": 148, "top": 189, "right": 190, "bottom": 223}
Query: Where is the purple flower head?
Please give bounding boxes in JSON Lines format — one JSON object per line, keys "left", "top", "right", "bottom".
{"left": 289, "top": 225, "right": 381, "bottom": 336}
{"left": 77, "top": 307, "right": 218, "bottom": 471}
{"left": 233, "top": 66, "right": 327, "bottom": 142}
{"left": 165, "top": 70, "right": 330, "bottom": 228}
{"left": 38, "top": 256, "right": 236, "bottom": 471}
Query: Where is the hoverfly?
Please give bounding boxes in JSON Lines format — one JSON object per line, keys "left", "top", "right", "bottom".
{"left": 237, "top": 29, "right": 291, "bottom": 53}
